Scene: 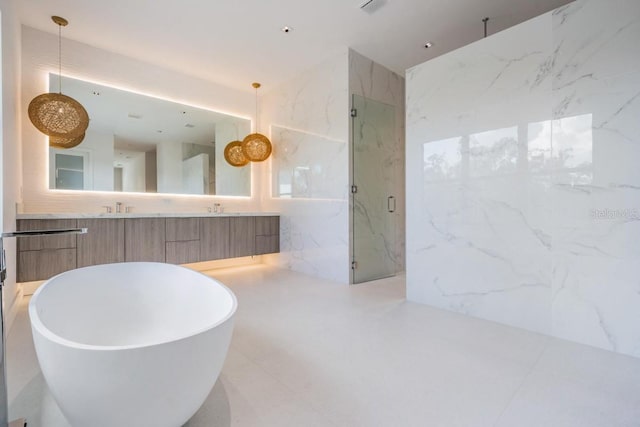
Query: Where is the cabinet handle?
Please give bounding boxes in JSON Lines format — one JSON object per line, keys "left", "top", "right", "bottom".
{"left": 387, "top": 196, "right": 396, "bottom": 213}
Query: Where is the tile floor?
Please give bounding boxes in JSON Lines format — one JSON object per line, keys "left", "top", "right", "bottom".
{"left": 7, "top": 265, "right": 640, "bottom": 426}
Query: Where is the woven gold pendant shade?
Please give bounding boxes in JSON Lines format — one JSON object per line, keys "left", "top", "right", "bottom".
{"left": 242, "top": 132, "right": 272, "bottom": 162}
{"left": 224, "top": 82, "right": 272, "bottom": 166}
{"left": 224, "top": 140, "right": 250, "bottom": 167}
{"left": 28, "top": 16, "right": 89, "bottom": 148}
{"left": 240, "top": 82, "right": 272, "bottom": 162}
{"left": 49, "top": 132, "right": 86, "bottom": 149}
{"left": 28, "top": 93, "right": 89, "bottom": 139}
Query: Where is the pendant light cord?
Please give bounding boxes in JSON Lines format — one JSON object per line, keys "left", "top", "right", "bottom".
{"left": 255, "top": 86, "right": 259, "bottom": 133}
{"left": 58, "top": 22, "right": 62, "bottom": 93}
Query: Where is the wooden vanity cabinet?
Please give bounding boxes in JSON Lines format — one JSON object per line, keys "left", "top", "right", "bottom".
{"left": 16, "top": 219, "right": 78, "bottom": 282}
{"left": 229, "top": 217, "right": 256, "bottom": 258}
{"left": 124, "top": 218, "right": 166, "bottom": 262}
{"left": 199, "top": 217, "right": 230, "bottom": 261}
{"left": 255, "top": 216, "right": 280, "bottom": 255}
{"left": 77, "top": 218, "right": 125, "bottom": 267}
{"left": 16, "top": 215, "right": 279, "bottom": 281}
{"left": 166, "top": 218, "right": 200, "bottom": 264}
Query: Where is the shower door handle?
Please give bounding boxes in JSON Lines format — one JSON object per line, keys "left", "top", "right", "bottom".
{"left": 387, "top": 196, "right": 396, "bottom": 213}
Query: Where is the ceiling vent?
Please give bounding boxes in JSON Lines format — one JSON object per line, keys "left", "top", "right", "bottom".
{"left": 360, "top": 0, "right": 386, "bottom": 13}
{"left": 128, "top": 113, "right": 142, "bottom": 119}
{"left": 184, "top": 123, "right": 195, "bottom": 128}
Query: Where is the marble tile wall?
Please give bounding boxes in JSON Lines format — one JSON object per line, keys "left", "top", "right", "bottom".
{"left": 260, "top": 49, "right": 405, "bottom": 285}
{"left": 549, "top": 0, "right": 640, "bottom": 357}
{"left": 261, "top": 51, "right": 351, "bottom": 284}
{"left": 406, "top": 0, "right": 640, "bottom": 357}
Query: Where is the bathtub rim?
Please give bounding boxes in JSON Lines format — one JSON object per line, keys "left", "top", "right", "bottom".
{"left": 28, "top": 262, "right": 238, "bottom": 352}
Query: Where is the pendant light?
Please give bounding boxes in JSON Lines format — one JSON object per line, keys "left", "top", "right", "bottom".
{"left": 28, "top": 16, "right": 89, "bottom": 148}
{"left": 241, "top": 82, "right": 272, "bottom": 162}
{"left": 49, "top": 133, "right": 86, "bottom": 149}
{"left": 224, "top": 140, "right": 250, "bottom": 167}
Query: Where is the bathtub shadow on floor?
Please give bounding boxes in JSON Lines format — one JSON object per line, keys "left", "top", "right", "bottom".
{"left": 9, "top": 374, "right": 231, "bottom": 427}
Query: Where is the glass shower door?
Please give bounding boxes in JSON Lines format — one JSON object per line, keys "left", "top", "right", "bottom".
{"left": 352, "top": 94, "right": 396, "bottom": 283}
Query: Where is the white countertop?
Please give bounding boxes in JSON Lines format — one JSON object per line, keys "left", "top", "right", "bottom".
{"left": 17, "top": 212, "right": 280, "bottom": 219}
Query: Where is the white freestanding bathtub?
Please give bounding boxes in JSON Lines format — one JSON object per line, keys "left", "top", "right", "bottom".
{"left": 28, "top": 262, "right": 237, "bottom": 427}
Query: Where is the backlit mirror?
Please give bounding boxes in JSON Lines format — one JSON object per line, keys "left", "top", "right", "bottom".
{"left": 48, "top": 75, "right": 251, "bottom": 196}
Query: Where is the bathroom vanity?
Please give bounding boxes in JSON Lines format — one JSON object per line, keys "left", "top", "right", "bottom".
{"left": 15, "top": 213, "right": 279, "bottom": 282}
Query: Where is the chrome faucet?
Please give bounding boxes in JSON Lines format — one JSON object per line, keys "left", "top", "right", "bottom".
{"left": 115, "top": 202, "right": 123, "bottom": 214}
{"left": 213, "top": 203, "right": 222, "bottom": 213}
{"left": 102, "top": 205, "right": 112, "bottom": 213}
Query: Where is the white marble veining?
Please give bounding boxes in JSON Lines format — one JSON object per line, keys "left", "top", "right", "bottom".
{"left": 16, "top": 212, "right": 279, "bottom": 219}
{"left": 406, "top": 0, "right": 640, "bottom": 357}
{"left": 407, "top": 11, "right": 554, "bottom": 335}
{"left": 261, "top": 51, "right": 351, "bottom": 284}
{"left": 548, "top": 0, "right": 640, "bottom": 357}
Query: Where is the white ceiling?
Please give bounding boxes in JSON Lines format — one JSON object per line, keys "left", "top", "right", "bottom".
{"left": 18, "top": 0, "right": 572, "bottom": 92}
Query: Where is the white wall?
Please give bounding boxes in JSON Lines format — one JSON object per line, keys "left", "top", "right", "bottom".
{"left": 182, "top": 153, "right": 209, "bottom": 195}
{"left": 122, "top": 152, "right": 145, "bottom": 193}
{"left": 156, "top": 140, "right": 182, "bottom": 194}
{"left": 261, "top": 51, "right": 350, "bottom": 284}
{"left": 406, "top": 0, "right": 640, "bottom": 357}
{"left": 21, "top": 26, "right": 258, "bottom": 214}
{"left": 84, "top": 130, "right": 114, "bottom": 191}
{"left": 49, "top": 130, "right": 115, "bottom": 191}
{"left": 0, "top": 0, "right": 22, "bottom": 329}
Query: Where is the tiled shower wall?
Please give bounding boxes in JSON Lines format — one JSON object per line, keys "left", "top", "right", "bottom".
{"left": 261, "top": 51, "right": 351, "bottom": 283}
{"left": 406, "top": 0, "right": 640, "bottom": 357}
{"left": 261, "top": 49, "right": 405, "bottom": 284}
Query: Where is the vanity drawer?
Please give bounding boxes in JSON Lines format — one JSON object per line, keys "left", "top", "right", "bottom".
{"left": 125, "top": 218, "right": 166, "bottom": 262}
{"left": 200, "top": 217, "right": 230, "bottom": 261}
{"left": 255, "top": 235, "right": 280, "bottom": 255}
{"left": 17, "top": 219, "right": 78, "bottom": 251}
{"left": 230, "top": 217, "right": 256, "bottom": 258}
{"left": 254, "top": 216, "right": 279, "bottom": 255}
{"left": 77, "top": 218, "right": 125, "bottom": 267}
{"left": 17, "top": 248, "right": 76, "bottom": 282}
{"left": 166, "top": 240, "right": 200, "bottom": 265}
{"left": 166, "top": 218, "right": 200, "bottom": 242}
{"left": 255, "top": 216, "right": 279, "bottom": 236}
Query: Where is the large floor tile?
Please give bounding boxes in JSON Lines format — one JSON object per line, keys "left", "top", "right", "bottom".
{"left": 7, "top": 265, "right": 640, "bottom": 426}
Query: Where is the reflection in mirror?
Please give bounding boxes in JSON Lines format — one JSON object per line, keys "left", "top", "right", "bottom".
{"left": 48, "top": 75, "right": 251, "bottom": 196}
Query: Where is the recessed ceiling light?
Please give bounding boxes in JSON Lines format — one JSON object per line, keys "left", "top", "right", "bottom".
{"left": 281, "top": 26, "right": 293, "bottom": 33}
{"left": 424, "top": 42, "right": 434, "bottom": 49}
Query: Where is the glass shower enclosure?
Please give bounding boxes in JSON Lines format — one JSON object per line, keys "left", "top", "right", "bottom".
{"left": 351, "top": 94, "right": 397, "bottom": 284}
